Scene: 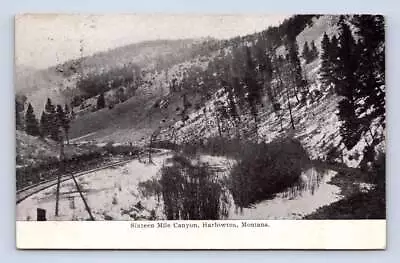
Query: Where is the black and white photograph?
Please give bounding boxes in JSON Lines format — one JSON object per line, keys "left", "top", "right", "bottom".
{"left": 15, "top": 14, "right": 385, "bottom": 225}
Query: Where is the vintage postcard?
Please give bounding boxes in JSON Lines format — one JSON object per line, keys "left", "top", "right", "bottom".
{"left": 15, "top": 14, "right": 386, "bottom": 249}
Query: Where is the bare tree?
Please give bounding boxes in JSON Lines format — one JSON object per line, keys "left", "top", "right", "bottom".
{"left": 148, "top": 126, "right": 161, "bottom": 164}
{"left": 273, "top": 58, "right": 296, "bottom": 130}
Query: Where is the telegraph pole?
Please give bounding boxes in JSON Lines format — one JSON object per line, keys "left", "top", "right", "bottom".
{"left": 55, "top": 129, "right": 65, "bottom": 217}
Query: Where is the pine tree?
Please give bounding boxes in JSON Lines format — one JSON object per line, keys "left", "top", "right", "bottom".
{"left": 310, "top": 40, "right": 319, "bottom": 60}
{"left": 16, "top": 99, "right": 23, "bottom": 130}
{"left": 70, "top": 106, "right": 76, "bottom": 120}
{"left": 352, "top": 15, "right": 385, "bottom": 128}
{"left": 273, "top": 54, "right": 296, "bottom": 130}
{"left": 226, "top": 81, "right": 241, "bottom": 138}
{"left": 15, "top": 100, "right": 21, "bottom": 130}
{"left": 56, "top": 105, "right": 66, "bottom": 142}
{"left": 302, "top": 41, "right": 311, "bottom": 63}
{"left": 45, "top": 98, "right": 56, "bottom": 115}
{"left": 39, "top": 111, "right": 48, "bottom": 137}
{"left": 338, "top": 99, "right": 361, "bottom": 149}
{"left": 15, "top": 95, "right": 27, "bottom": 131}
{"left": 39, "top": 98, "right": 58, "bottom": 140}
{"left": 229, "top": 49, "right": 246, "bottom": 110}
{"left": 63, "top": 104, "right": 71, "bottom": 144}
{"left": 117, "top": 87, "right": 126, "bottom": 103}
{"left": 254, "top": 42, "right": 273, "bottom": 105}
{"left": 320, "top": 32, "right": 340, "bottom": 91}
{"left": 286, "top": 39, "right": 305, "bottom": 103}
{"left": 213, "top": 100, "right": 225, "bottom": 138}
{"left": 25, "top": 103, "right": 40, "bottom": 136}
{"left": 329, "top": 35, "right": 340, "bottom": 84}
{"left": 335, "top": 17, "right": 363, "bottom": 149}
{"left": 97, "top": 93, "right": 106, "bottom": 109}
{"left": 56, "top": 104, "right": 64, "bottom": 125}
{"left": 336, "top": 18, "right": 360, "bottom": 97}
{"left": 64, "top": 104, "right": 70, "bottom": 116}
{"left": 243, "top": 46, "right": 262, "bottom": 136}
{"left": 44, "top": 98, "right": 59, "bottom": 141}
{"left": 319, "top": 32, "right": 332, "bottom": 87}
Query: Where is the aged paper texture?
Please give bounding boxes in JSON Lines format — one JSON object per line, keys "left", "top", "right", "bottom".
{"left": 15, "top": 14, "right": 386, "bottom": 249}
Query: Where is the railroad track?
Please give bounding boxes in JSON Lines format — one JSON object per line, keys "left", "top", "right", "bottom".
{"left": 16, "top": 158, "right": 134, "bottom": 204}
{"left": 16, "top": 149, "right": 172, "bottom": 204}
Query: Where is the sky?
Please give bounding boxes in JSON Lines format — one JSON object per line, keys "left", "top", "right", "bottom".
{"left": 15, "top": 14, "right": 289, "bottom": 69}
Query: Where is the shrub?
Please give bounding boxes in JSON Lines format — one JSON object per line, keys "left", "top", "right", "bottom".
{"left": 371, "top": 151, "right": 385, "bottom": 190}
{"left": 159, "top": 154, "right": 227, "bottom": 220}
{"left": 103, "top": 142, "right": 139, "bottom": 156}
{"left": 326, "top": 144, "right": 342, "bottom": 164}
{"left": 112, "top": 195, "right": 118, "bottom": 205}
{"left": 16, "top": 150, "right": 107, "bottom": 190}
{"left": 151, "top": 140, "right": 179, "bottom": 151}
{"left": 103, "top": 141, "right": 115, "bottom": 152}
{"left": 228, "top": 138, "right": 310, "bottom": 207}
{"left": 180, "top": 137, "right": 243, "bottom": 158}
{"left": 138, "top": 177, "right": 162, "bottom": 200}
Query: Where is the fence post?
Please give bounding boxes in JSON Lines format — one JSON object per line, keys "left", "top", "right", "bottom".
{"left": 37, "top": 208, "right": 47, "bottom": 221}
{"left": 55, "top": 172, "right": 61, "bottom": 217}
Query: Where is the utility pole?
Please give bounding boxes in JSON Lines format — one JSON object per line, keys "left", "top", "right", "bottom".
{"left": 55, "top": 129, "right": 65, "bottom": 217}
{"left": 70, "top": 171, "right": 95, "bottom": 220}
{"left": 55, "top": 33, "right": 95, "bottom": 220}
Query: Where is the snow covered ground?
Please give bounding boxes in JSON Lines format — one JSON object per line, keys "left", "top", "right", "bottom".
{"left": 227, "top": 168, "right": 343, "bottom": 219}
{"left": 16, "top": 151, "right": 173, "bottom": 221}
{"left": 17, "top": 151, "right": 345, "bottom": 221}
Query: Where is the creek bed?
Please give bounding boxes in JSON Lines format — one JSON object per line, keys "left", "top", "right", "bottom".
{"left": 227, "top": 167, "right": 343, "bottom": 219}
{"left": 17, "top": 153, "right": 344, "bottom": 221}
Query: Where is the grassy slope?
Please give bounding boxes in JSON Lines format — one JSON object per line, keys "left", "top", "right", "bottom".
{"left": 16, "top": 130, "right": 91, "bottom": 167}
{"left": 15, "top": 39, "right": 203, "bottom": 115}
{"left": 68, "top": 56, "right": 212, "bottom": 145}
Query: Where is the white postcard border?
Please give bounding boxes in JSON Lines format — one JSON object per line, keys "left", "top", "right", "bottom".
{"left": 16, "top": 220, "right": 386, "bottom": 249}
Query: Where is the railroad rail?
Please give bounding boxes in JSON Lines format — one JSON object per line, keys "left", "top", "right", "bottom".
{"left": 16, "top": 158, "right": 134, "bottom": 204}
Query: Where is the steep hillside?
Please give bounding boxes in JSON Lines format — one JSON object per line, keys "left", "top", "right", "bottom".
{"left": 68, "top": 16, "right": 325, "bottom": 143}
{"left": 15, "top": 38, "right": 218, "bottom": 115}
{"left": 54, "top": 38, "right": 216, "bottom": 76}
{"left": 153, "top": 15, "right": 384, "bottom": 168}
{"left": 16, "top": 130, "right": 90, "bottom": 167}
{"left": 68, "top": 54, "right": 215, "bottom": 144}
{"left": 69, "top": 16, "right": 343, "bottom": 152}
{"left": 15, "top": 66, "right": 73, "bottom": 115}
{"left": 21, "top": 15, "right": 385, "bottom": 169}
